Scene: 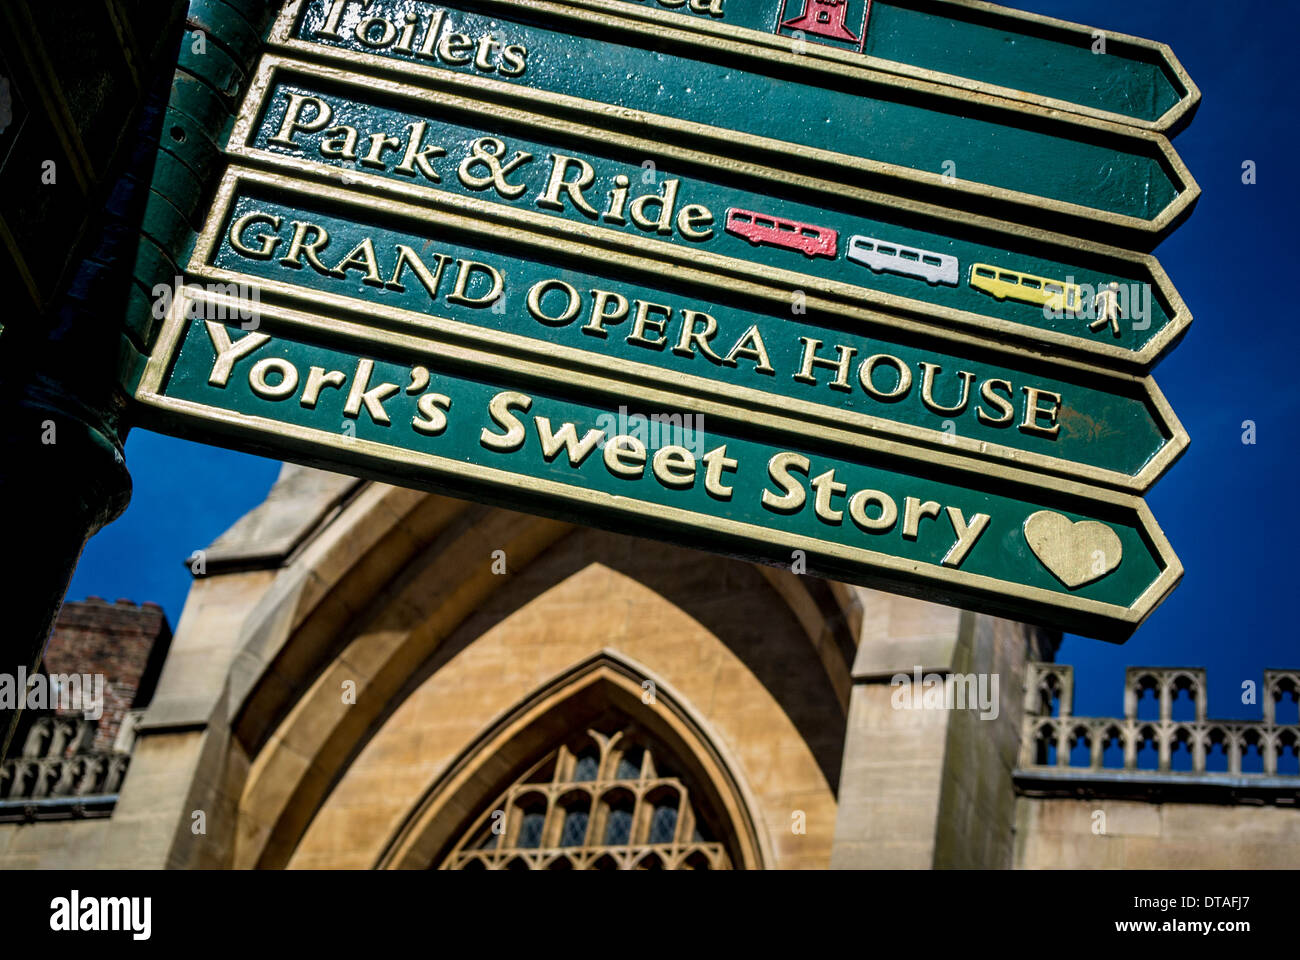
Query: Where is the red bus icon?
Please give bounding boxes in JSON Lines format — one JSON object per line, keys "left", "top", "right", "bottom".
{"left": 725, "top": 208, "right": 839, "bottom": 259}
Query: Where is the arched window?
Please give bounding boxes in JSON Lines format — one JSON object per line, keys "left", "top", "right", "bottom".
{"left": 382, "top": 654, "right": 766, "bottom": 869}
{"left": 1100, "top": 726, "right": 1125, "bottom": 769}
{"left": 442, "top": 721, "right": 734, "bottom": 870}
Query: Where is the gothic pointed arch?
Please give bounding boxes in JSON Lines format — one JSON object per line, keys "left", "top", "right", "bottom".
{"left": 378, "top": 651, "right": 769, "bottom": 870}
{"left": 221, "top": 487, "right": 852, "bottom": 870}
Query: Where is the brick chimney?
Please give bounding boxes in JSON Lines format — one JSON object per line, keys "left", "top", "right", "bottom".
{"left": 42, "top": 598, "right": 172, "bottom": 751}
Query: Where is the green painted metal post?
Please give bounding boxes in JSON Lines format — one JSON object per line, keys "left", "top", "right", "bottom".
{"left": 0, "top": 340, "right": 133, "bottom": 758}
{"left": 0, "top": 0, "right": 217, "bottom": 759}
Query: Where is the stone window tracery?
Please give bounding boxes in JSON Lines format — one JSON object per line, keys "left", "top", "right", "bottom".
{"left": 443, "top": 723, "right": 732, "bottom": 870}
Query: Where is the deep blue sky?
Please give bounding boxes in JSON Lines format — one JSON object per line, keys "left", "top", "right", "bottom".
{"left": 68, "top": 0, "right": 1297, "bottom": 722}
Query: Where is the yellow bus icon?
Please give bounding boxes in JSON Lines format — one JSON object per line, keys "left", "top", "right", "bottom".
{"left": 969, "top": 263, "right": 1082, "bottom": 313}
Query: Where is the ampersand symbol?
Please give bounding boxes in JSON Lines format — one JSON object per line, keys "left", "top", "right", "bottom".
{"left": 457, "top": 136, "right": 533, "bottom": 199}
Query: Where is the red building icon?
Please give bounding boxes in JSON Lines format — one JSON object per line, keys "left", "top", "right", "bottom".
{"left": 780, "top": 0, "right": 867, "bottom": 45}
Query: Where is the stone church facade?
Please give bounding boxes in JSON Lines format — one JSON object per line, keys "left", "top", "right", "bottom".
{"left": 2, "top": 465, "right": 1298, "bottom": 869}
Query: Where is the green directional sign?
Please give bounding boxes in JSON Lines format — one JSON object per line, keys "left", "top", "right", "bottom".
{"left": 127, "top": 0, "right": 1198, "bottom": 643}
{"left": 181, "top": 166, "right": 1186, "bottom": 493}
{"left": 132, "top": 289, "right": 1181, "bottom": 641}
{"left": 267, "top": 0, "right": 1197, "bottom": 246}
{"left": 226, "top": 57, "right": 1191, "bottom": 371}
{"left": 578, "top": 0, "right": 1200, "bottom": 131}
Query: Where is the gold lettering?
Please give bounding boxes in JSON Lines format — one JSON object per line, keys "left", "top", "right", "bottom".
{"left": 527, "top": 278, "right": 582, "bottom": 325}
{"left": 203, "top": 322, "right": 268, "bottom": 386}
{"left": 723, "top": 324, "right": 774, "bottom": 373}
{"left": 447, "top": 259, "right": 504, "bottom": 307}
{"left": 1020, "top": 386, "right": 1062, "bottom": 439}
{"left": 475, "top": 34, "right": 500, "bottom": 71}
{"left": 975, "top": 378, "right": 1015, "bottom": 426}
{"left": 229, "top": 212, "right": 282, "bottom": 259}
{"left": 628, "top": 300, "right": 672, "bottom": 349}
{"left": 319, "top": 125, "right": 359, "bottom": 161}
{"left": 392, "top": 121, "right": 445, "bottom": 180}
{"left": 536, "top": 154, "right": 600, "bottom": 217}
{"left": 629, "top": 179, "right": 681, "bottom": 235}
{"left": 794, "top": 337, "right": 855, "bottom": 391}
{"left": 583, "top": 288, "right": 628, "bottom": 337}
{"left": 438, "top": 31, "right": 474, "bottom": 64}
{"left": 279, "top": 221, "right": 332, "bottom": 274}
{"left": 394, "top": 12, "right": 420, "bottom": 53}
{"left": 702, "top": 445, "right": 738, "bottom": 499}
{"left": 481, "top": 391, "right": 532, "bottom": 450}
{"left": 415, "top": 10, "right": 446, "bottom": 58}
{"left": 249, "top": 357, "right": 299, "bottom": 400}
{"left": 385, "top": 245, "right": 452, "bottom": 299}
{"left": 902, "top": 496, "right": 942, "bottom": 540}
{"left": 300, "top": 366, "right": 347, "bottom": 408}
{"left": 457, "top": 137, "right": 531, "bottom": 199}
{"left": 355, "top": 14, "right": 398, "bottom": 47}
{"left": 672, "top": 310, "right": 726, "bottom": 362}
{"left": 360, "top": 131, "right": 402, "bottom": 169}
{"left": 330, "top": 238, "right": 384, "bottom": 286}
{"left": 942, "top": 507, "right": 990, "bottom": 568}
{"left": 811, "top": 469, "right": 847, "bottom": 523}
{"left": 604, "top": 175, "right": 630, "bottom": 225}
{"left": 604, "top": 435, "right": 646, "bottom": 477}
{"left": 268, "top": 93, "right": 331, "bottom": 148}
{"left": 859, "top": 354, "right": 913, "bottom": 402}
{"left": 652, "top": 445, "right": 697, "bottom": 488}
{"left": 761, "top": 452, "right": 809, "bottom": 513}
{"left": 313, "top": 0, "right": 350, "bottom": 38}
{"left": 848, "top": 489, "right": 898, "bottom": 532}
{"left": 343, "top": 358, "right": 398, "bottom": 425}
{"left": 919, "top": 362, "right": 976, "bottom": 416}
{"left": 535, "top": 417, "right": 604, "bottom": 465}
{"left": 499, "top": 44, "right": 529, "bottom": 76}
{"left": 677, "top": 203, "right": 715, "bottom": 240}
{"left": 412, "top": 392, "right": 451, "bottom": 434}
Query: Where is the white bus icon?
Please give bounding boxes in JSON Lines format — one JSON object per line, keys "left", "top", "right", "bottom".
{"left": 846, "top": 235, "right": 959, "bottom": 286}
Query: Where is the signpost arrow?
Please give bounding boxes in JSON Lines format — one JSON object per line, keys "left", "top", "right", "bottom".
{"left": 268, "top": 0, "right": 1198, "bottom": 247}
{"left": 229, "top": 56, "right": 1193, "bottom": 372}
{"left": 133, "top": 289, "right": 1182, "bottom": 642}
{"left": 126, "top": 0, "right": 1199, "bottom": 643}
{"left": 186, "top": 166, "right": 1188, "bottom": 493}
{"left": 551, "top": 0, "right": 1201, "bottom": 132}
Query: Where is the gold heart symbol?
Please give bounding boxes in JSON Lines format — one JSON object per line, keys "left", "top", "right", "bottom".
{"left": 1023, "top": 511, "right": 1122, "bottom": 590}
